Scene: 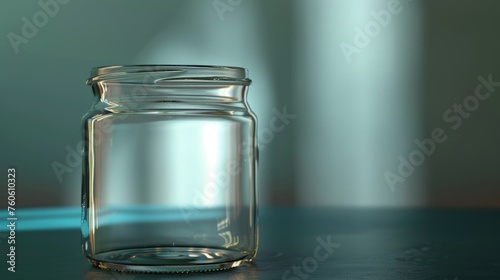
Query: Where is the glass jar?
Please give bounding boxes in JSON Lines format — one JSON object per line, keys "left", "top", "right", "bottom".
{"left": 81, "top": 65, "right": 258, "bottom": 273}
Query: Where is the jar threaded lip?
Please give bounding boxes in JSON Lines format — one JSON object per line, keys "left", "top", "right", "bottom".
{"left": 87, "top": 65, "right": 252, "bottom": 86}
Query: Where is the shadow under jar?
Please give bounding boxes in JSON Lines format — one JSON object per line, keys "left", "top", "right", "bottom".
{"left": 81, "top": 65, "right": 258, "bottom": 273}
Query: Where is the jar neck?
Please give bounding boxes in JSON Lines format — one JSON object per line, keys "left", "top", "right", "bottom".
{"left": 92, "top": 81, "right": 248, "bottom": 109}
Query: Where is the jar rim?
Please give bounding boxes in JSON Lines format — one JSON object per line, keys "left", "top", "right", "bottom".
{"left": 87, "top": 65, "right": 252, "bottom": 86}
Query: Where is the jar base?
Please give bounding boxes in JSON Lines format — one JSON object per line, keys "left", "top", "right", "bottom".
{"left": 87, "top": 247, "right": 250, "bottom": 273}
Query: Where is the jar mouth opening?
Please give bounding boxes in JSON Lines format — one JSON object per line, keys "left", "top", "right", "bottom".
{"left": 87, "top": 65, "right": 252, "bottom": 86}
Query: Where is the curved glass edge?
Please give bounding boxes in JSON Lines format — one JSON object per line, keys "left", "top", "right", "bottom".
{"left": 87, "top": 65, "right": 252, "bottom": 86}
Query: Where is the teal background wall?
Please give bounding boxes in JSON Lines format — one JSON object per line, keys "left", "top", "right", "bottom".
{"left": 1, "top": 0, "right": 499, "bottom": 208}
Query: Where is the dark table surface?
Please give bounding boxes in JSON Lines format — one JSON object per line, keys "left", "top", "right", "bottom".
{"left": 2, "top": 207, "right": 500, "bottom": 280}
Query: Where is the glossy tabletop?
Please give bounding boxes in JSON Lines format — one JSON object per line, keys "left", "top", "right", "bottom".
{"left": 2, "top": 207, "right": 499, "bottom": 279}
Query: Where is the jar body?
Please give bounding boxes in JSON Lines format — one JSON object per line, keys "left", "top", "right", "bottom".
{"left": 81, "top": 66, "right": 257, "bottom": 272}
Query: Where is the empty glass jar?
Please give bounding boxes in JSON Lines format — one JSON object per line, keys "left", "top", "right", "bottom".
{"left": 81, "top": 65, "right": 258, "bottom": 273}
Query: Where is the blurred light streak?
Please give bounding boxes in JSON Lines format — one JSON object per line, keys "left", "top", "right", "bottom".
{"left": 293, "top": 0, "right": 425, "bottom": 207}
